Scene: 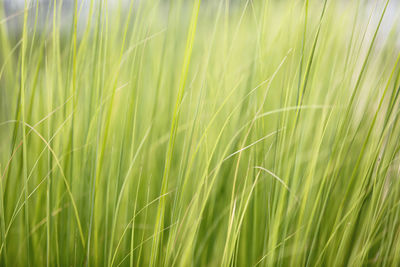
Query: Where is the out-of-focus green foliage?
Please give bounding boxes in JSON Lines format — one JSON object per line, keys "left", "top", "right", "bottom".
{"left": 0, "top": 0, "right": 400, "bottom": 266}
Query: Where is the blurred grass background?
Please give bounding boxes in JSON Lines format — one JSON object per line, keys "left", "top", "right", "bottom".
{"left": 1, "top": 0, "right": 400, "bottom": 266}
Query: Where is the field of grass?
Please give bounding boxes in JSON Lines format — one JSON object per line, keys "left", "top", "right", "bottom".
{"left": 1, "top": 0, "right": 400, "bottom": 266}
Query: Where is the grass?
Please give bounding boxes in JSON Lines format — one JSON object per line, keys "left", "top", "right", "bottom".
{"left": 1, "top": 0, "right": 400, "bottom": 266}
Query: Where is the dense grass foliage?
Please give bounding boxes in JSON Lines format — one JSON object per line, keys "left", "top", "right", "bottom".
{"left": 1, "top": 0, "right": 400, "bottom": 266}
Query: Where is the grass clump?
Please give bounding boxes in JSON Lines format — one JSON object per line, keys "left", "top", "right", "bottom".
{"left": 1, "top": 0, "right": 400, "bottom": 266}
